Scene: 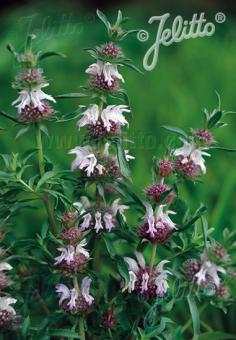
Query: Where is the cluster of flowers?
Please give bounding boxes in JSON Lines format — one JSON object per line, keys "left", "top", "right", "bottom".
{"left": 184, "top": 244, "right": 230, "bottom": 299}
{"left": 11, "top": 39, "right": 55, "bottom": 122}
{"left": 0, "top": 248, "right": 18, "bottom": 330}
{"left": 54, "top": 211, "right": 94, "bottom": 314}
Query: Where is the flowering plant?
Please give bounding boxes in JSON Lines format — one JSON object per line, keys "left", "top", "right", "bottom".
{"left": 0, "top": 9, "right": 236, "bottom": 340}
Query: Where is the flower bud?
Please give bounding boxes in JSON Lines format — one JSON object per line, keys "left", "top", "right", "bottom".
{"left": 102, "top": 308, "right": 117, "bottom": 329}
{"left": 158, "top": 160, "right": 173, "bottom": 178}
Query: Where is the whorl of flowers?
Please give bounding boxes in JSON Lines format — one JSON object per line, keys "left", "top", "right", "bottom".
{"left": 139, "top": 203, "right": 177, "bottom": 244}
{"left": 78, "top": 196, "right": 128, "bottom": 233}
{"left": 124, "top": 252, "right": 172, "bottom": 299}
{"left": 9, "top": 34, "right": 57, "bottom": 122}
{"left": 56, "top": 276, "right": 94, "bottom": 313}
{"left": 0, "top": 253, "right": 19, "bottom": 330}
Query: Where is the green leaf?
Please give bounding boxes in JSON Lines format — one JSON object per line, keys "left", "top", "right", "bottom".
{"left": 6, "top": 43, "right": 17, "bottom": 56}
{"left": 177, "top": 205, "right": 207, "bottom": 232}
{"left": 210, "top": 146, "right": 236, "bottom": 152}
{"left": 102, "top": 234, "right": 116, "bottom": 258}
{"left": 22, "top": 316, "right": 30, "bottom": 337}
{"left": 115, "top": 140, "right": 130, "bottom": 179}
{"left": 36, "top": 171, "right": 57, "bottom": 190}
{"left": 120, "top": 29, "right": 140, "bottom": 40}
{"left": 25, "top": 34, "right": 36, "bottom": 52}
{"left": 38, "top": 51, "right": 66, "bottom": 61}
{"left": 15, "top": 126, "right": 30, "bottom": 140}
{"left": 198, "top": 332, "right": 236, "bottom": 340}
{"left": 41, "top": 221, "right": 49, "bottom": 239}
{"left": 48, "top": 329, "right": 81, "bottom": 338}
{"left": 207, "top": 110, "right": 222, "bottom": 129}
{"left": 116, "top": 256, "right": 130, "bottom": 290}
{"left": 118, "top": 182, "right": 146, "bottom": 212}
{"left": 96, "top": 9, "right": 111, "bottom": 31}
{"left": 0, "top": 171, "right": 14, "bottom": 180}
{"left": 121, "top": 61, "right": 143, "bottom": 74}
{"left": 162, "top": 125, "right": 188, "bottom": 139}
{"left": 55, "top": 93, "right": 88, "bottom": 99}
{"left": 187, "top": 295, "right": 200, "bottom": 340}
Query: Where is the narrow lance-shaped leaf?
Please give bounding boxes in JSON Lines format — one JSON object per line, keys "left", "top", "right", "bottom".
{"left": 38, "top": 51, "right": 66, "bottom": 61}
{"left": 187, "top": 295, "right": 200, "bottom": 340}
{"left": 177, "top": 205, "right": 207, "bottom": 232}
{"left": 207, "top": 110, "right": 222, "bottom": 129}
{"left": 55, "top": 93, "right": 88, "bottom": 99}
{"left": 116, "top": 140, "right": 131, "bottom": 179}
{"left": 96, "top": 9, "right": 111, "bottom": 31}
{"left": 162, "top": 125, "right": 188, "bottom": 139}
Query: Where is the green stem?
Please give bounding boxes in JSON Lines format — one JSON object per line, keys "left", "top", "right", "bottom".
{"left": 149, "top": 243, "right": 157, "bottom": 272}
{"left": 78, "top": 318, "right": 86, "bottom": 340}
{"left": 35, "top": 123, "right": 58, "bottom": 235}
{"left": 93, "top": 236, "right": 102, "bottom": 273}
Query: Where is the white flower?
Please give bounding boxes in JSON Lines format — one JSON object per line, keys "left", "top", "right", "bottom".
{"left": 12, "top": 83, "right": 55, "bottom": 113}
{"left": 67, "top": 288, "right": 78, "bottom": 310}
{"left": 144, "top": 202, "right": 155, "bottom": 237}
{"left": 195, "top": 253, "right": 225, "bottom": 287}
{"left": 69, "top": 146, "right": 97, "bottom": 175}
{"left": 86, "top": 60, "right": 124, "bottom": 86}
{"left": 76, "top": 239, "right": 90, "bottom": 259}
{"left": 143, "top": 203, "right": 177, "bottom": 238}
{"left": 124, "top": 252, "right": 146, "bottom": 293}
{"left": 101, "top": 105, "right": 130, "bottom": 131}
{"left": 55, "top": 246, "right": 74, "bottom": 265}
{"left": 81, "top": 276, "right": 94, "bottom": 305}
{"left": 55, "top": 284, "right": 78, "bottom": 311}
{"left": 55, "top": 284, "right": 70, "bottom": 305}
{"left": 156, "top": 205, "right": 176, "bottom": 230}
{"left": 0, "top": 262, "right": 13, "bottom": 272}
{"left": 111, "top": 198, "right": 129, "bottom": 221}
{"left": 103, "top": 213, "right": 115, "bottom": 231}
{"left": 81, "top": 213, "right": 92, "bottom": 230}
{"left": 69, "top": 146, "right": 106, "bottom": 176}
{"left": 154, "top": 260, "right": 172, "bottom": 297}
{"left": 55, "top": 240, "right": 89, "bottom": 265}
{"left": 77, "top": 105, "right": 99, "bottom": 129}
{"left": 94, "top": 211, "right": 103, "bottom": 233}
{"left": 141, "top": 272, "right": 149, "bottom": 293}
{"left": 77, "top": 104, "right": 130, "bottom": 132}
{"left": 125, "top": 150, "right": 135, "bottom": 161}
{"left": 173, "top": 138, "right": 210, "bottom": 174}
{"left": 0, "top": 297, "right": 17, "bottom": 314}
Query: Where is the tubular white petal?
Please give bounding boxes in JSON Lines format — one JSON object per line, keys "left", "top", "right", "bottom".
{"left": 135, "top": 252, "right": 146, "bottom": 269}
{"left": 0, "top": 297, "right": 17, "bottom": 314}
{"left": 94, "top": 211, "right": 103, "bottom": 233}
{"left": 80, "top": 213, "right": 92, "bottom": 230}
{"left": 81, "top": 276, "right": 94, "bottom": 305}
{"left": 128, "top": 271, "right": 137, "bottom": 293}
{"left": 124, "top": 257, "right": 139, "bottom": 273}
{"left": 141, "top": 272, "right": 149, "bottom": 293}
{"left": 55, "top": 284, "right": 71, "bottom": 305}
{"left": 0, "top": 262, "right": 13, "bottom": 272}
{"left": 76, "top": 239, "right": 90, "bottom": 258}
{"left": 67, "top": 288, "right": 78, "bottom": 311}
{"left": 103, "top": 213, "right": 115, "bottom": 231}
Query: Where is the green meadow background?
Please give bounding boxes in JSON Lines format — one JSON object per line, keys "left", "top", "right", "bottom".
{"left": 0, "top": 0, "right": 236, "bottom": 335}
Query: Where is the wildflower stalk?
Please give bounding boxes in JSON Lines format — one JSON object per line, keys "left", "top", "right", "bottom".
{"left": 149, "top": 243, "right": 157, "bottom": 273}
{"left": 78, "top": 318, "right": 86, "bottom": 340}
{"left": 35, "top": 122, "right": 58, "bottom": 234}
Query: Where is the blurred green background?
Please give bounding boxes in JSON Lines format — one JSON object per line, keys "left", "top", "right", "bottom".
{"left": 0, "top": 0, "right": 236, "bottom": 335}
